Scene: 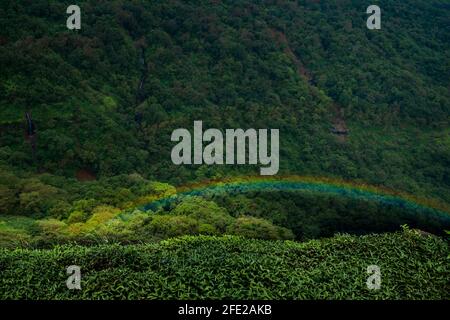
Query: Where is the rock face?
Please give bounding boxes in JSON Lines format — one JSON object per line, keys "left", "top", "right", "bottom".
{"left": 331, "top": 123, "right": 349, "bottom": 135}
{"left": 75, "top": 169, "right": 96, "bottom": 181}
{"left": 331, "top": 105, "right": 349, "bottom": 142}
{"left": 25, "top": 112, "right": 37, "bottom": 159}
{"left": 268, "top": 29, "right": 351, "bottom": 141}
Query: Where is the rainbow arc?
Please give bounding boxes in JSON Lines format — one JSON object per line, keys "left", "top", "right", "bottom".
{"left": 141, "top": 176, "right": 450, "bottom": 223}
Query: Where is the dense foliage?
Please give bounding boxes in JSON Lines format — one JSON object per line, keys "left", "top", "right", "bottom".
{"left": 0, "top": 0, "right": 449, "bottom": 246}
{"left": 0, "top": 229, "right": 448, "bottom": 299}
{"left": 0, "top": 1, "right": 448, "bottom": 300}
{"left": 1, "top": 171, "right": 449, "bottom": 249}
{"left": 0, "top": 0, "right": 449, "bottom": 198}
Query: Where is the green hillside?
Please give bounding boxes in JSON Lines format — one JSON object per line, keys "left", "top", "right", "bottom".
{"left": 1, "top": 0, "right": 449, "bottom": 195}
{"left": 0, "top": 0, "right": 449, "bottom": 300}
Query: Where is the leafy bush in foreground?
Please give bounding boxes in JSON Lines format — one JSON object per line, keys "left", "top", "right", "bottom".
{"left": 0, "top": 229, "right": 448, "bottom": 300}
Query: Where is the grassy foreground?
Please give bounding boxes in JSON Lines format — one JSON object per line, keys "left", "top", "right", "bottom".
{"left": 0, "top": 229, "right": 448, "bottom": 300}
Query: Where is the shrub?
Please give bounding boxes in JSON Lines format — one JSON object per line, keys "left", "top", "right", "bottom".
{"left": 227, "top": 216, "right": 295, "bottom": 240}
{"left": 171, "top": 197, "right": 234, "bottom": 233}
{"left": 0, "top": 230, "right": 447, "bottom": 299}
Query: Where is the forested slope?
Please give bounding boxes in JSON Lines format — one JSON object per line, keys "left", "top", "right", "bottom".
{"left": 0, "top": 1, "right": 449, "bottom": 254}
{"left": 0, "top": 0, "right": 449, "bottom": 194}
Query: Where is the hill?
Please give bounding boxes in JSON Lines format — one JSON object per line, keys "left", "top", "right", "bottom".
{"left": 0, "top": 1, "right": 449, "bottom": 300}
{"left": 0, "top": 0, "right": 449, "bottom": 200}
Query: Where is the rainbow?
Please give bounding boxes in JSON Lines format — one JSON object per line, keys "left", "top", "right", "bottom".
{"left": 141, "top": 175, "right": 450, "bottom": 223}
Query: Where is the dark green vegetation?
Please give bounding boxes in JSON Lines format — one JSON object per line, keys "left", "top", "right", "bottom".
{"left": 0, "top": 0, "right": 449, "bottom": 244}
{"left": 1, "top": 0, "right": 449, "bottom": 193}
{"left": 1, "top": 176, "right": 448, "bottom": 249}
{"left": 1, "top": 229, "right": 448, "bottom": 299}
{"left": 0, "top": 0, "right": 449, "bottom": 299}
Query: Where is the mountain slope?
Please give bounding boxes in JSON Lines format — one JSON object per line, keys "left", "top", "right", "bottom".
{"left": 0, "top": 1, "right": 448, "bottom": 198}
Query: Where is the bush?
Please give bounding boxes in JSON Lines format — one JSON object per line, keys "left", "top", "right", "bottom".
{"left": 0, "top": 230, "right": 448, "bottom": 299}
{"left": 67, "top": 210, "right": 89, "bottom": 224}
{"left": 227, "top": 216, "right": 295, "bottom": 240}
{"left": 171, "top": 197, "right": 234, "bottom": 233}
{"left": 138, "top": 215, "right": 199, "bottom": 239}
